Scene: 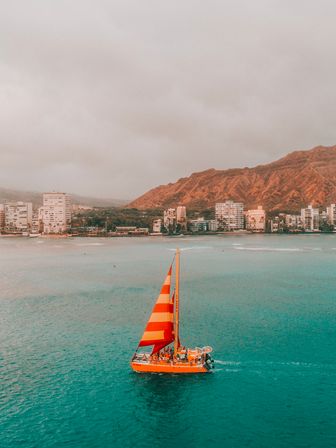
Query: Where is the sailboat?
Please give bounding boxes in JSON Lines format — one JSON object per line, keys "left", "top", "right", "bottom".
{"left": 131, "top": 248, "right": 214, "bottom": 374}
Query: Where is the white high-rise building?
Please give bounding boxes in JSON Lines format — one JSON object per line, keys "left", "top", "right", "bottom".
{"left": 301, "top": 205, "right": 319, "bottom": 231}
{"left": 163, "top": 208, "right": 176, "bottom": 232}
{"left": 4, "top": 202, "right": 33, "bottom": 233}
{"left": 31, "top": 209, "right": 43, "bottom": 234}
{"left": 285, "top": 214, "right": 302, "bottom": 230}
{"left": 0, "top": 204, "right": 5, "bottom": 230}
{"left": 327, "top": 204, "right": 336, "bottom": 226}
{"left": 215, "top": 201, "right": 244, "bottom": 231}
{"left": 176, "top": 206, "right": 187, "bottom": 231}
{"left": 245, "top": 206, "right": 266, "bottom": 232}
{"left": 41, "top": 193, "right": 71, "bottom": 234}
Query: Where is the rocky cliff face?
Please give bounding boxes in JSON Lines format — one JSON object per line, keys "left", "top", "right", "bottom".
{"left": 128, "top": 145, "right": 336, "bottom": 211}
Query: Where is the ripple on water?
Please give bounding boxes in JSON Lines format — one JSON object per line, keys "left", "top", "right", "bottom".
{"left": 1, "top": 235, "right": 336, "bottom": 447}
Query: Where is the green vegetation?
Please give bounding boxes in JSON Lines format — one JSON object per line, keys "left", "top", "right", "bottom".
{"left": 72, "top": 207, "right": 163, "bottom": 231}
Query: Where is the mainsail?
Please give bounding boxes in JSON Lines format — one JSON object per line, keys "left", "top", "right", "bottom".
{"left": 138, "top": 265, "right": 174, "bottom": 354}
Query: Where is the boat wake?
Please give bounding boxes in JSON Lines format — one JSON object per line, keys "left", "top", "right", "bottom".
{"left": 215, "top": 360, "right": 241, "bottom": 366}
{"left": 213, "top": 359, "right": 332, "bottom": 374}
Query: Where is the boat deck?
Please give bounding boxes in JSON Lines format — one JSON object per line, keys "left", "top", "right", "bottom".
{"left": 131, "top": 359, "right": 210, "bottom": 374}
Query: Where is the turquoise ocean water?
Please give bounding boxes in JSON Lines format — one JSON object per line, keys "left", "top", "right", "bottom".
{"left": 1, "top": 234, "right": 336, "bottom": 447}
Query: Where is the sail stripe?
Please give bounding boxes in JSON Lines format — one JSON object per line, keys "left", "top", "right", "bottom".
{"left": 149, "top": 312, "right": 172, "bottom": 322}
{"left": 138, "top": 264, "right": 174, "bottom": 353}
{"left": 153, "top": 303, "right": 173, "bottom": 313}
{"left": 160, "top": 284, "right": 170, "bottom": 294}
{"left": 145, "top": 322, "right": 173, "bottom": 331}
{"left": 156, "top": 295, "right": 170, "bottom": 304}
{"left": 139, "top": 339, "right": 167, "bottom": 347}
{"left": 141, "top": 330, "right": 165, "bottom": 341}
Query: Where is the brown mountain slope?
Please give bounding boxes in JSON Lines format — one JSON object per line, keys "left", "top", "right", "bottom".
{"left": 128, "top": 145, "right": 336, "bottom": 211}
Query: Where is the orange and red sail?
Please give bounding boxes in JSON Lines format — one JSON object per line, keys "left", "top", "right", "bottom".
{"left": 138, "top": 265, "right": 174, "bottom": 354}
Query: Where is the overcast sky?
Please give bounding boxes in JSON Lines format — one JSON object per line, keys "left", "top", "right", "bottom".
{"left": 1, "top": 0, "right": 336, "bottom": 199}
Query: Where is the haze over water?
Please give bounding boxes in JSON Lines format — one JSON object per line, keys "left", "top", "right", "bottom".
{"left": 1, "top": 235, "right": 336, "bottom": 447}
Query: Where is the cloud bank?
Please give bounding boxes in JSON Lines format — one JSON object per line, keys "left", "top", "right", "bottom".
{"left": 1, "top": 0, "right": 336, "bottom": 199}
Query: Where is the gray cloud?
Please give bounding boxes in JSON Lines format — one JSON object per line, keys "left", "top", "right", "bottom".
{"left": 1, "top": 0, "right": 336, "bottom": 199}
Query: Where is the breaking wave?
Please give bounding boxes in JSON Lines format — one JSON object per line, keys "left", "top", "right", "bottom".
{"left": 234, "top": 246, "right": 301, "bottom": 252}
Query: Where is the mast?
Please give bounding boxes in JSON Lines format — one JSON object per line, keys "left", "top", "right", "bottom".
{"left": 174, "top": 248, "right": 180, "bottom": 355}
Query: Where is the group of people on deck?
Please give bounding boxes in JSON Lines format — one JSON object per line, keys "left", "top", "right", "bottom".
{"left": 137, "top": 346, "right": 204, "bottom": 365}
{"left": 148, "top": 346, "right": 198, "bottom": 363}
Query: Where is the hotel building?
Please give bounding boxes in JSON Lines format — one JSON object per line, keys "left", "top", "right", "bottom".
{"left": 0, "top": 204, "right": 5, "bottom": 230}
{"left": 245, "top": 206, "right": 266, "bottom": 232}
{"left": 4, "top": 201, "right": 33, "bottom": 233}
{"left": 176, "top": 206, "right": 187, "bottom": 231}
{"left": 301, "top": 205, "right": 319, "bottom": 231}
{"left": 41, "top": 193, "right": 71, "bottom": 234}
{"left": 327, "top": 204, "right": 336, "bottom": 226}
{"left": 163, "top": 208, "right": 176, "bottom": 232}
{"left": 285, "top": 214, "right": 303, "bottom": 230}
{"left": 215, "top": 201, "right": 244, "bottom": 231}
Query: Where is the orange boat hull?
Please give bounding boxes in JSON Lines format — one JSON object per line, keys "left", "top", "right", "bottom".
{"left": 131, "top": 361, "right": 210, "bottom": 374}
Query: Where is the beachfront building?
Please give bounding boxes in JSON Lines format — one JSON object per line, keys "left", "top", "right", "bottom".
{"left": 189, "top": 218, "right": 208, "bottom": 232}
{"left": 31, "top": 210, "right": 43, "bottom": 234}
{"left": 301, "top": 205, "right": 319, "bottom": 232}
{"left": 320, "top": 210, "right": 328, "bottom": 227}
{"left": 115, "top": 226, "right": 149, "bottom": 235}
{"left": 176, "top": 206, "right": 187, "bottom": 231}
{"left": 41, "top": 192, "right": 71, "bottom": 234}
{"left": 269, "top": 217, "right": 279, "bottom": 233}
{"left": 152, "top": 219, "right": 162, "bottom": 233}
{"left": 285, "top": 214, "right": 303, "bottom": 231}
{"left": 4, "top": 201, "right": 33, "bottom": 233}
{"left": 0, "top": 204, "right": 5, "bottom": 231}
{"left": 268, "top": 214, "right": 287, "bottom": 233}
{"left": 215, "top": 201, "right": 244, "bottom": 231}
{"left": 208, "top": 220, "right": 218, "bottom": 231}
{"left": 245, "top": 206, "right": 266, "bottom": 232}
{"left": 189, "top": 218, "right": 218, "bottom": 233}
{"left": 163, "top": 208, "right": 176, "bottom": 233}
{"left": 327, "top": 204, "right": 336, "bottom": 227}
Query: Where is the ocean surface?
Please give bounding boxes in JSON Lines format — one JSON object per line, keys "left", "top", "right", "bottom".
{"left": 1, "top": 234, "right": 336, "bottom": 447}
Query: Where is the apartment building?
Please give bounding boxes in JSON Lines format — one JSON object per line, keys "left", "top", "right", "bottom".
{"left": 245, "top": 206, "right": 266, "bottom": 232}
{"left": 4, "top": 202, "right": 33, "bottom": 233}
{"left": 327, "top": 204, "right": 336, "bottom": 226}
{"left": 285, "top": 214, "right": 303, "bottom": 230}
{"left": 40, "top": 193, "right": 71, "bottom": 234}
{"left": 163, "top": 208, "right": 176, "bottom": 232}
{"left": 215, "top": 201, "right": 244, "bottom": 231}
{"left": 301, "top": 205, "right": 319, "bottom": 231}
{"left": 176, "top": 206, "right": 187, "bottom": 231}
{"left": 0, "top": 204, "right": 5, "bottom": 230}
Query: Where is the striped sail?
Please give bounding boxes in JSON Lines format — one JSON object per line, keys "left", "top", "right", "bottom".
{"left": 138, "top": 265, "right": 174, "bottom": 354}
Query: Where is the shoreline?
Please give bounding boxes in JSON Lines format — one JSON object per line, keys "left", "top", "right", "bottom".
{"left": 1, "top": 231, "right": 336, "bottom": 239}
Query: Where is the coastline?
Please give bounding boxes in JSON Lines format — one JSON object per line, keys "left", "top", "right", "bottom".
{"left": 1, "top": 231, "right": 336, "bottom": 239}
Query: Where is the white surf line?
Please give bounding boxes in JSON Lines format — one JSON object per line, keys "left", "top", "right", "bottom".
{"left": 234, "top": 247, "right": 302, "bottom": 252}
{"left": 167, "top": 246, "right": 213, "bottom": 251}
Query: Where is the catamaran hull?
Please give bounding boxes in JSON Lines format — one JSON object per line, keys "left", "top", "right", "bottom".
{"left": 131, "top": 361, "right": 210, "bottom": 374}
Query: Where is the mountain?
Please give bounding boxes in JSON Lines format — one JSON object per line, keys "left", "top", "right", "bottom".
{"left": 0, "top": 188, "right": 128, "bottom": 208}
{"left": 128, "top": 145, "right": 336, "bottom": 211}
